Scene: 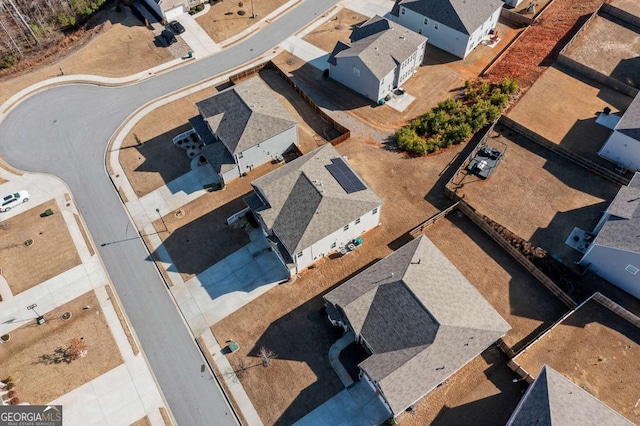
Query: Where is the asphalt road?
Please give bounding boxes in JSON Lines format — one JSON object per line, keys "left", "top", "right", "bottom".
{"left": 0, "top": 1, "right": 338, "bottom": 424}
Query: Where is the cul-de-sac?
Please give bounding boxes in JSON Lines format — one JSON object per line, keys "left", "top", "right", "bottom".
{"left": 1, "top": 0, "right": 640, "bottom": 424}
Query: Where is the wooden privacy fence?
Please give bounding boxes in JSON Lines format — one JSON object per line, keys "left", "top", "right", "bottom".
{"left": 409, "top": 201, "right": 461, "bottom": 238}
{"left": 498, "top": 116, "right": 630, "bottom": 186}
{"left": 458, "top": 201, "right": 577, "bottom": 309}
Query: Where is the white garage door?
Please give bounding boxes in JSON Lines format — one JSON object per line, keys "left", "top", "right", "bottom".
{"left": 164, "top": 5, "right": 185, "bottom": 21}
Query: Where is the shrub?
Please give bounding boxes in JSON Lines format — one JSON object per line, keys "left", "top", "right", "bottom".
{"left": 6, "top": 383, "right": 15, "bottom": 390}
{"left": 489, "top": 89, "right": 508, "bottom": 108}
{"left": 7, "top": 391, "right": 16, "bottom": 398}
{"left": 500, "top": 77, "right": 519, "bottom": 95}
{"left": 9, "top": 397, "right": 19, "bottom": 405}
{"left": 4, "top": 376, "right": 15, "bottom": 383}
{"left": 396, "top": 127, "right": 423, "bottom": 153}
{"left": 443, "top": 123, "right": 472, "bottom": 146}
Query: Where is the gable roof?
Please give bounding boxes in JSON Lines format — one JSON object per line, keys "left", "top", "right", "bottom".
{"left": 391, "top": 0, "right": 503, "bottom": 35}
{"left": 592, "top": 172, "right": 640, "bottom": 253}
{"left": 507, "top": 365, "right": 633, "bottom": 425}
{"left": 615, "top": 91, "right": 640, "bottom": 141}
{"left": 195, "top": 77, "right": 297, "bottom": 155}
{"left": 328, "top": 15, "right": 427, "bottom": 79}
{"left": 324, "top": 236, "right": 510, "bottom": 415}
{"left": 249, "top": 144, "right": 382, "bottom": 255}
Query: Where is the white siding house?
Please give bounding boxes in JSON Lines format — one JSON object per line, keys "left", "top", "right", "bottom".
{"left": 143, "top": 0, "right": 196, "bottom": 21}
{"left": 190, "top": 77, "right": 298, "bottom": 184}
{"left": 598, "top": 93, "right": 640, "bottom": 172}
{"left": 391, "top": 0, "right": 503, "bottom": 58}
{"left": 328, "top": 16, "right": 427, "bottom": 103}
{"left": 579, "top": 173, "right": 640, "bottom": 299}
{"left": 244, "top": 144, "right": 383, "bottom": 276}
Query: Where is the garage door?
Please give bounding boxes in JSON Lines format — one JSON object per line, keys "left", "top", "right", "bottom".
{"left": 164, "top": 5, "right": 185, "bottom": 21}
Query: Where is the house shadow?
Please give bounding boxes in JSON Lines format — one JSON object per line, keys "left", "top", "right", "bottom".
{"left": 561, "top": 299, "right": 640, "bottom": 346}
{"left": 558, "top": 117, "right": 617, "bottom": 165}
{"left": 427, "top": 346, "right": 527, "bottom": 426}
{"left": 611, "top": 56, "right": 640, "bottom": 90}
{"left": 422, "top": 44, "right": 460, "bottom": 66}
{"left": 540, "top": 13, "right": 593, "bottom": 67}
{"left": 287, "top": 62, "right": 373, "bottom": 112}
{"left": 149, "top": 196, "right": 251, "bottom": 277}
{"left": 249, "top": 258, "right": 380, "bottom": 426}
{"left": 126, "top": 122, "right": 195, "bottom": 192}
{"left": 529, "top": 203, "right": 612, "bottom": 265}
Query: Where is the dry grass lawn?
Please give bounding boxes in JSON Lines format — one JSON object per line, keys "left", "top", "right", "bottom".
{"left": 0, "top": 8, "right": 172, "bottom": 105}
{"left": 514, "top": 299, "right": 640, "bottom": 424}
{"left": 0, "top": 290, "right": 123, "bottom": 404}
{"left": 423, "top": 214, "right": 568, "bottom": 351}
{"left": 452, "top": 128, "right": 620, "bottom": 264}
{"left": 507, "top": 66, "right": 633, "bottom": 163}
{"left": 196, "top": 0, "right": 290, "bottom": 43}
{"left": 0, "top": 200, "right": 80, "bottom": 296}
{"left": 398, "top": 346, "right": 527, "bottom": 426}
{"left": 151, "top": 159, "right": 283, "bottom": 282}
{"left": 211, "top": 135, "right": 481, "bottom": 425}
{"left": 302, "top": 9, "right": 369, "bottom": 52}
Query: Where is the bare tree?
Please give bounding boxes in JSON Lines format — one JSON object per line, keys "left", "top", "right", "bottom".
{"left": 258, "top": 346, "right": 277, "bottom": 367}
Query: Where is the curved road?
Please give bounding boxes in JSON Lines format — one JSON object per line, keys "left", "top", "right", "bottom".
{"left": 0, "top": 2, "right": 338, "bottom": 424}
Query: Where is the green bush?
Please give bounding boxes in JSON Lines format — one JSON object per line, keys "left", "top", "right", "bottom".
{"left": 395, "top": 77, "right": 517, "bottom": 155}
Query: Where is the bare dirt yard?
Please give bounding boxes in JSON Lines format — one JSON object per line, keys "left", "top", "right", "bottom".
{"left": 451, "top": 127, "right": 620, "bottom": 264}
{"left": 397, "top": 346, "right": 527, "bottom": 426}
{"left": 211, "top": 134, "right": 522, "bottom": 425}
{"left": 120, "top": 70, "right": 340, "bottom": 197}
{"left": 0, "top": 290, "right": 123, "bottom": 404}
{"left": 196, "top": 0, "right": 290, "bottom": 43}
{"left": 301, "top": 9, "right": 368, "bottom": 52}
{"left": 514, "top": 298, "right": 640, "bottom": 424}
{"left": 423, "top": 213, "right": 568, "bottom": 351}
{"left": 564, "top": 13, "right": 640, "bottom": 89}
{"left": 507, "top": 65, "right": 633, "bottom": 163}
{"left": 0, "top": 7, "right": 172, "bottom": 105}
{"left": 0, "top": 200, "right": 80, "bottom": 296}
{"left": 486, "top": 0, "right": 604, "bottom": 90}
{"left": 150, "top": 159, "right": 283, "bottom": 282}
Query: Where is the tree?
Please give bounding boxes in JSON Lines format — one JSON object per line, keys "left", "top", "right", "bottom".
{"left": 258, "top": 346, "right": 276, "bottom": 367}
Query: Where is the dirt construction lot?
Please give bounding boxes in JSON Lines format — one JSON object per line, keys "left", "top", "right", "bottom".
{"left": 196, "top": 0, "right": 290, "bottom": 43}
{"left": 211, "top": 134, "right": 531, "bottom": 425}
{"left": 507, "top": 65, "right": 633, "bottom": 164}
{"left": 0, "top": 200, "right": 81, "bottom": 296}
{"left": 0, "top": 290, "right": 123, "bottom": 404}
{"left": 564, "top": 13, "right": 640, "bottom": 89}
{"left": 424, "top": 214, "right": 568, "bottom": 351}
{"left": 514, "top": 298, "right": 640, "bottom": 424}
{"left": 0, "top": 8, "right": 172, "bottom": 105}
{"left": 452, "top": 127, "right": 620, "bottom": 264}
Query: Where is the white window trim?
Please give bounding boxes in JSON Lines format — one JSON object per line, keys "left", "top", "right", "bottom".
{"left": 626, "top": 264, "right": 639, "bottom": 275}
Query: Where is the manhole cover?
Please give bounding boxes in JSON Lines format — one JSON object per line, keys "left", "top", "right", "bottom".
{"left": 61, "top": 312, "right": 72, "bottom": 321}
{"left": 174, "top": 209, "right": 185, "bottom": 219}
{"left": 23, "top": 239, "right": 33, "bottom": 247}
{"left": 0, "top": 333, "right": 10, "bottom": 342}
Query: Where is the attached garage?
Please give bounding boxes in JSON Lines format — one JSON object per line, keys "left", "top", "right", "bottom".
{"left": 164, "top": 5, "right": 185, "bottom": 20}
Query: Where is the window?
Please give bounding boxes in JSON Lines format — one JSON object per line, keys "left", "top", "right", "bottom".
{"left": 372, "top": 207, "right": 378, "bottom": 215}
{"left": 401, "top": 7, "right": 405, "bottom": 14}
{"left": 343, "top": 224, "right": 349, "bottom": 231}
{"left": 238, "top": 152, "right": 243, "bottom": 159}
{"left": 297, "top": 252, "right": 303, "bottom": 258}
{"left": 353, "top": 67, "right": 360, "bottom": 77}
{"left": 418, "top": 28, "right": 422, "bottom": 35}
{"left": 331, "top": 242, "right": 337, "bottom": 249}
{"left": 355, "top": 218, "right": 361, "bottom": 225}
{"left": 435, "top": 23, "right": 439, "bottom": 30}
{"left": 423, "top": 18, "right": 428, "bottom": 25}
{"left": 626, "top": 264, "right": 639, "bottom": 275}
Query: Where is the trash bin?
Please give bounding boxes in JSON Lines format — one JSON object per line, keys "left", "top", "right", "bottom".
{"left": 40, "top": 209, "right": 54, "bottom": 217}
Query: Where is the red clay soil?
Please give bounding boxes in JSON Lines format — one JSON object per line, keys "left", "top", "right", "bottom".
{"left": 486, "top": 0, "right": 603, "bottom": 89}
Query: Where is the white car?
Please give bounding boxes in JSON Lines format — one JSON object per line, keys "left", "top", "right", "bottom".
{"left": 1, "top": 190, "right": 30, "bottom": 212}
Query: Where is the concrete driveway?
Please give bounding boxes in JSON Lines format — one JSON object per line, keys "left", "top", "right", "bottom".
{"left": 173, "top": 13, "right": 222, "bottom": 57}
{"left": 293, "top": 380, "right": 391, "bottom": 426}
{"left": 174, "top": 228, "right": 289, "bottom": 331}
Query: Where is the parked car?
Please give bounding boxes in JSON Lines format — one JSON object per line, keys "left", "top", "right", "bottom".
{"left": 1, "top": 190, "right": 30, "bottom": 212}
{"left": 161, "top": 29, "right": 177, "bottom": 45}
{"left": 169, "top": 20, "right": 185, "bottom": 34}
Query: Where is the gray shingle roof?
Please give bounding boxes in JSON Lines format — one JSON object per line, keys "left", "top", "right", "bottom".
{"left": 195, "top": 77, "right": 297, "bottom": 155}
{"left": 391, "top": 0, "right": 503, "bottom": 35}
{"left": 507, "top": 365, "right": 634, "bottom": 425}
{"left": 324, "top": 236, "right": 510, "bottom": 415}
{"left": 328, "top": 16, "right": 427, "bottom": 80}
{"left": 248, "top": 144, "right": 382, "bottom": 255}
{"left": 616, "top": 91, "right": 640, "bottom": 141}
{"left": 593, "top": 172, "right": 640, "bottom": 253}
